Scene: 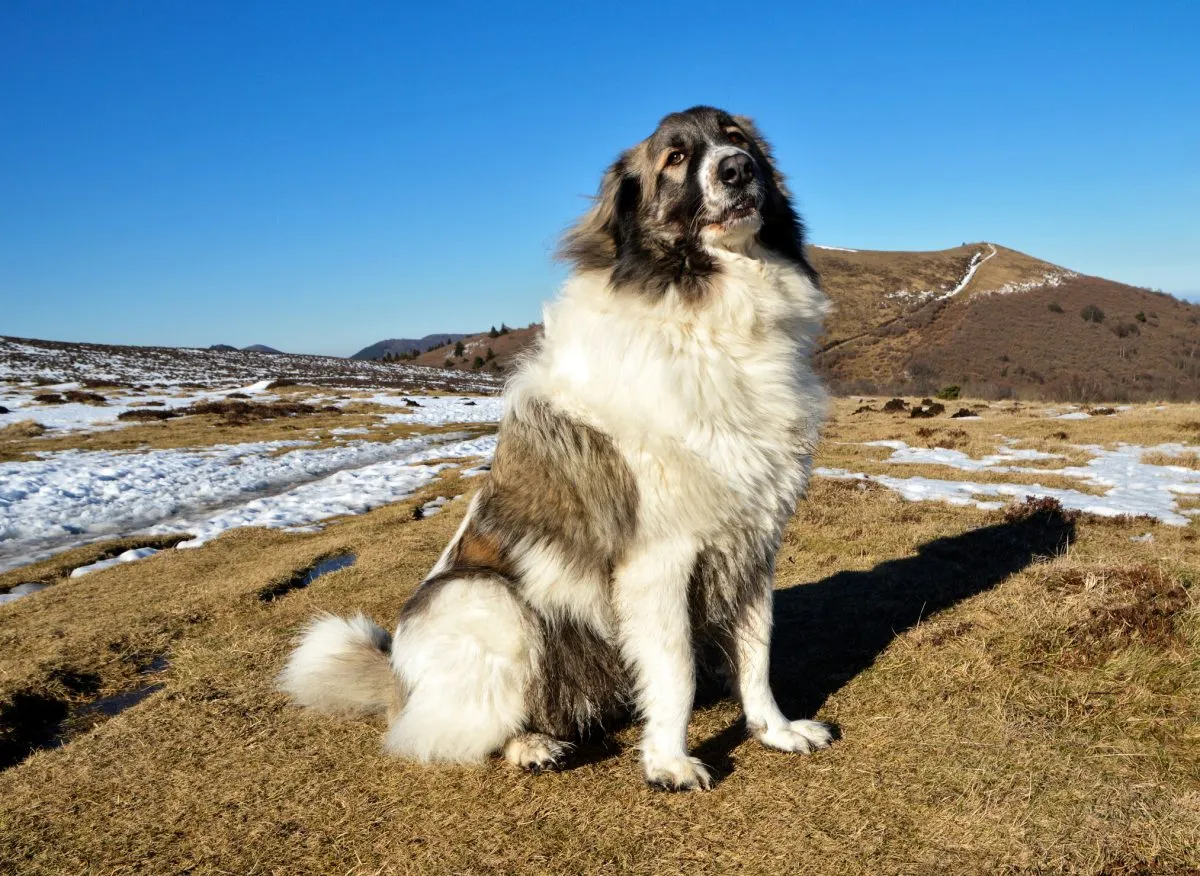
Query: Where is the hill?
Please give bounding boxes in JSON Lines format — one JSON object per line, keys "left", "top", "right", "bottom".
{"left": 350, "top": 334, "right": 468, "bottom": 361}
{"left": 413, "top": 325, "right": 539, "bottom": 374}
{"left": 241, "top": 344, "right": 282, "bottom": 354}
{"left": 809, "top": 243, "right": 1200, "bottom": 401}
{"left": 412, "top": 244, "right": 1200, "bottom": 402}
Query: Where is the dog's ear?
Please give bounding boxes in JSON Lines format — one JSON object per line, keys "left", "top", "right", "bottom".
{"left": 558, "top": 148, "right": 643, "bottom": 271}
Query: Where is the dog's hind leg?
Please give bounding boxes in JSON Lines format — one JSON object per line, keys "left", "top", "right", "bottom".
{"left": 733, "top": 578, "right": 834, "bottom": 754}
{"left": 385, "top": 573, "right": 535, "bottom": 763}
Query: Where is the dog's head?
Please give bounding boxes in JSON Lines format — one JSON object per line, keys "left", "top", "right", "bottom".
{"left": 560, "top": 106, "right": 815, "bottom": 299}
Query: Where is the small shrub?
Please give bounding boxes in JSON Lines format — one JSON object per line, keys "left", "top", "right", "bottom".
{"left": 118, "top": 409, "right": 177, "bottom": 421}
{"left": 453, "top": 341, "right": 465, "bottom": 357}
{"left": 882, "top": 398, "right": 908, "bottom": 413}
{"left": 1135, "top": 311, "right": 1147, "bottom": 322}
{"left": 485, "top": 347, "right": 495, "bottom": 361}
{"left": 472, "top": 356, "right": 485, "bottom": 369}
{"left": 935, "top": 385, "right": 961, "bottom": 401}
{"left": 1080, "top": 304, "right": 1105, "bottom": 323}
{"left": 63, "top": 390, "right": 106, "bottom": 405}
{"left": 443, "top": 358, "right": 454, "bottom": 369}
{"left": 33, "top": 393, "right": 65, "bottom": 404}
{"left": 1047, "top": 302, "right": 1064, "bottom": 313}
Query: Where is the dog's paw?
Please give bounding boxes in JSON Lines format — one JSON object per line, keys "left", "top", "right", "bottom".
{"left": 643, "top": 754, "right": 713, "bottom": 792}
{"left": 755, "top": 719, "right": 835, "bottom": 754}
{"left": 504, "top": 733, "right": 570, "bottom": 774}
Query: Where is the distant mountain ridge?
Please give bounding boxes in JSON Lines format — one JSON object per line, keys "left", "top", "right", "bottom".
{"left": 350, "top": 334, "right": 468, "bottom": 361}
{"left": 209, "top": 344, "right": 282, "bottom": 354}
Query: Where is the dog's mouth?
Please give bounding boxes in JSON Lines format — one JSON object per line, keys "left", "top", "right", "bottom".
{"left": 706, "top": 197, "right": 761, "bottom": 231}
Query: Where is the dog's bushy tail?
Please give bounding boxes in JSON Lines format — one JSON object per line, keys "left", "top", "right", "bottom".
{"left": 277, "top": 613, "right": 399, "bottom": 717}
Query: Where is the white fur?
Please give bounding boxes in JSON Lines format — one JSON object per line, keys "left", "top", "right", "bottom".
{"left": 505, "top": 244, "right": 829, "bottom": 781}
{"left": 277, "top": 613, "right": 394, "bottom": 716}
{"left": 513, "top": 536, "right": 613, "bottom": 636}
{"left": 282, "top": 239, "right": 830, "bottom": 781}
{"left": 386, "top": 577, "right": 534, "bottom": 763}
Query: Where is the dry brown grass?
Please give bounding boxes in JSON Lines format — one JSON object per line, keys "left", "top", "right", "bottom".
{"left": 0, "top": 408, "right": 1196, "bottom": 874}
{"left": 0, "top": 419, "right": 45, "bottom": 441}
{"left": 1143, "top": 450, "right": 1200, "bottom": 470}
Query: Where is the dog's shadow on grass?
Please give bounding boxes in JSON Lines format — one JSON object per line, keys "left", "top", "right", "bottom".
{"left": 691, "top": 504, "right": 1077, "bottom": 784}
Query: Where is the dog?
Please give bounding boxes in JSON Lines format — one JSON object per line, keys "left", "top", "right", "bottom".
{"left": 279, "top": 106, "right": 832, "bottom": 791}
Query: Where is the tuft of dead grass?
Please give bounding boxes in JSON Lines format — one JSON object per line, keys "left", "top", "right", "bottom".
{"left": 0, "top": 419, "right": 45, "bottom": 439}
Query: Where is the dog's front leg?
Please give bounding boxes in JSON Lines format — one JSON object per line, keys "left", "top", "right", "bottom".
{"left": 735, "top": 577, "right": 835, "bottom": 754}
{"left": 613, "top": 538, "right": 711, "bottom": 791}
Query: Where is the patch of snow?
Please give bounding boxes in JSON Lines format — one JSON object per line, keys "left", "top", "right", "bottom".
{"left": 945, "top": 243, "right": 998, "bottom": 297}
{"left": 70, "top": 547, "right": 161, "bottom": 577}
{"left": 1129, "top": 533, "right": 1154, "bottom": 543}
{"left": 820, "top": 440, "right": 1200, "bottom": 525}
{"left": 0, "top": 582, "right": 49, "bottom": 606}
{"left": 1056, "top": 412, "right": 1091, "bottom": 420}
{"left": 979, "top": 269, "right": 1078, "bottom": 297}
{"left": 863, "top": 440, "right": 1060, "bottom": 471}
{"left": 334, "top": 394, "right": 505, "bottom": 427}
{"left": 812, "top": 245, "right": 859, "bottom": 252}
{"left": 160, "top": 435, "right": 497, "bottom": 548}
{"left": 417, "top": 496, "right": 450, "bottom": 518}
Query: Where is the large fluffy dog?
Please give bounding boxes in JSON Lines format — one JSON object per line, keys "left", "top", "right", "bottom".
{"left": 280, "top": 106, "right": 832, "bottom": 790}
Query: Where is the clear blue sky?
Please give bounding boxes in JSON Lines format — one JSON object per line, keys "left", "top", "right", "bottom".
{"left": 2, "top": 1, "right": 1197, "bottom": 356}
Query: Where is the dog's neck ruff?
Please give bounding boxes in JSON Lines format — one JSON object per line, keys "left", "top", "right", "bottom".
{"left": 508, "top": 245, "right": 828, "bottom": 455}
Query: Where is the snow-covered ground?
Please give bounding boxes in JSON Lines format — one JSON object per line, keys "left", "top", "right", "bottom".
{"left": 0, "top": 379, "right": 277, "bottom": 433}
{"left": 0, "top": 379, "right": 505, "bottom": 436}
{"left": 0, "top": 380, "right": 507, "bottom": 576}
{"left": 819, "top": 439, "right": 1200, "bottom": 525}
{"left": 978, "top": 269, "right": 1078, "bottom": 297}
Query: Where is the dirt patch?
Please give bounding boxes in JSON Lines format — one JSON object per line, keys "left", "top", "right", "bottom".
{"left": 63, "top": 390, "right": 107, "bottom": 405}
{"left": 1054, "top": 565, "right": 1191, "bottom": 664}
{"left": 182, "top": 399, "right": 342, "bottom": 425}
{"left": 117, "top": 408, "right": 176, "bottom": 421}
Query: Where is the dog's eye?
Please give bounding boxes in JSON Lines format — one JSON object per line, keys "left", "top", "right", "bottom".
{"left": 727, "top": 130, "right": 749, "bottom": 147}
{"left": 666, "top": 150, "right": 687, "bottom": 167}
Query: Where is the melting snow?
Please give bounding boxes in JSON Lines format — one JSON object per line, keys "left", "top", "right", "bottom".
{"left": 70, "top": 547, "right": 161, "bottom": 577}
{"left": 820, "top": 440, "right": 1200, "bottom": 525}
{"left": 0, "top": 388, "right": 504, "bottom": 573}
{"left": 0, "top": 582, "right": 49, "bottom": 605}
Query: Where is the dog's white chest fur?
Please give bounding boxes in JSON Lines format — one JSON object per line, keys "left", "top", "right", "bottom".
{"left": 512, "top": 248, "right": 828, "bottom": 541}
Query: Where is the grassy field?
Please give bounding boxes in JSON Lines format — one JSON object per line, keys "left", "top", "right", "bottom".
{"left": 0, "top": 400, "right": 1197, "bottom": 874}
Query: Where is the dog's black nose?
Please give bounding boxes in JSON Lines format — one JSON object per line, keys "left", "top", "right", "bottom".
{"left": 718, "top": 152, "right": 755, "bottom": 187}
